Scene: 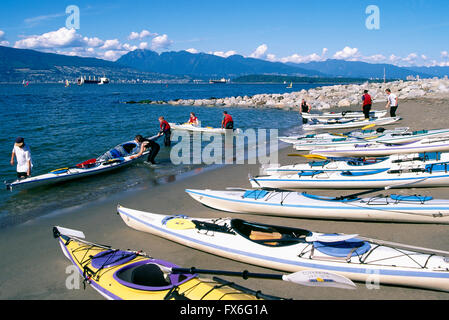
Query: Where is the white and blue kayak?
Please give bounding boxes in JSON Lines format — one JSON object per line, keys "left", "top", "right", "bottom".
{"left": 117, "top": 206, "right": 449, "bottom": 292}
{"left": 303, "top": 117, "right": 401, "bottom": 131}
{"left": 265, "top": 152, "right": 449, "bottom": 176}
{"left": 250, "top": 161, "right": 449, "bottom": 189}
{"left": 279, "top": 127, "right": 410, "bottom": 145}
{"left": 295, "top": 128, "right": 449, "bottom": 151}
{"left": 302, "top": 110, "right": 387, "bottom": 120}
{"left": 4, "top": 137, "right": 157, "bottom": 191}
{"left": 310, "top": 137, "right": 449, "bottom": 157}
{"left": 185, "top": 188, "right": 449, "bottom": 224}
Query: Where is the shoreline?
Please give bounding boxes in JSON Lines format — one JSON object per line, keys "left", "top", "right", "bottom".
{"left": 1, "top": 98, "right": 449, "bottom": 300}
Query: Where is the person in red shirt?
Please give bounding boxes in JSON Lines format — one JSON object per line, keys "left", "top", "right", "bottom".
{"left": 221, "top": 111, "right": 234, "bottom": 129}
{"left": 188, "top": 112, "right": 199, "bottom": 126}
{"left": 361, "top": 90, "right": 372, "bottom": 120}
{"left": 157, "top": 116, "right": 171, "bottom": 146}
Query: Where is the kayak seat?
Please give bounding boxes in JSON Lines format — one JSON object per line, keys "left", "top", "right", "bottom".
{"left": 130, "top": 263, "right": 170, "bottom": 287}
{"left": 390, "top": 194, "right": 433, "bottom": 202}
{"left": 249, "top": 230, "right": 282, "bottom": 246}
{"left": 313, "top": 238, "right": 371, "bottom": 258}
{"left": 91, "top": 250, "right": 137, "bottom": 269}
{"left": 243, "top": 190, "right": 269, "bottom": 199}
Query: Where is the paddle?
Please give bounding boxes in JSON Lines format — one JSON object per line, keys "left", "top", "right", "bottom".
{"left": 287, "top": 154, "right": 328, "bottom": 160}
{"left": 158, "top": 266, "right": 356, "bottom": 290}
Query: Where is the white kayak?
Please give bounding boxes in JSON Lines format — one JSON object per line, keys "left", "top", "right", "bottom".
{"left": 250, "top": 161, "right": 449, "bottom": 189}
{"left": 303, "top": 117, "right": 401, "bottom": 131}
{"left": 279, "top": 127, "right": 410, "bottom": 145}
{"left": 294, "top": 128, "right": 449, "bottom": 151}
{"left": 302, "top": 110, "right": 387, "bottom": 120}
{"left": 185, "top": 188, "right": 449, "bottom": 224}
{"left": 169, "top": 123, "right": 240, "bottom": 134}
{"left": 264, "top": 152, "right": 448, "bottom": 176}
{"left": 4, "top": 137, "right": 157, "bottom": 191}
{"left": 310, "top": 137, "right": 449, "bottom": 157}
{"left": 117, "top": 206, "right": 449, "bottom": 292}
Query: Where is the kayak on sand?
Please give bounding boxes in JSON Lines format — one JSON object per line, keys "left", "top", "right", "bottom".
{"left": 185, "top": 188, "right": 449, "bottom": 224}
{"left": 53, "top": 226, "right": 354, "bottom": 299}
{"left": 116, "top": 206, "right": 449, "bottom": 292}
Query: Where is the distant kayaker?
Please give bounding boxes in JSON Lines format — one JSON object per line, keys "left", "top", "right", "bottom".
{"left": 385, "top": 89, "right": 399, "bottom": 117}
{"left": 157, "top": 116, "right": 171, "bottom": 147}
{"left": 300, "top": 99, "right": 311, "bottom": 124}
{"left": 10, "top": 137, "right": 33, "bottom": 179}
{"left": 361, "top": 90, "right": 372, "bottom": 120}
{"left": 188, "top": 112, "right": 199, "bottom": 126}
{"left": 130, "top": 134, "right": 160, "bottom": 164}
{"left": 221, "top": 111, "right": 234, "bottom": 129}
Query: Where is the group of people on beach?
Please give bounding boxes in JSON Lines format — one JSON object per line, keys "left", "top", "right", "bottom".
{"left": 300, "top": 88, "right": 399, "bottom": 121}
{"left": 10, "top": 111, "right": 235, "bottom": 179}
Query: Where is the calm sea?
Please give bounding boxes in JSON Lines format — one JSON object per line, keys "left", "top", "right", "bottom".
{"left": 0, "top": 82, "right": 323, "bottom": 228}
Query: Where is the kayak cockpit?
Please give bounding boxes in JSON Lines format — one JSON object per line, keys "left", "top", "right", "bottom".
{"left": 97, "top": 141, "right": 140, "bottom": 162}
{"left": 230, "top": 219, "right": 311, "bottom": 247}
{"left": 114, "top": 259, "right": 196, "bottom": 291}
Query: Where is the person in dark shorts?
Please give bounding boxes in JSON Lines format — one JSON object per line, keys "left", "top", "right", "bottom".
{"left": 300, "top": 99, "right": 311, "bottom": 124}
{"left": 10, "top": 137, "right": 33, "bottom": 179}
{"left": 361, "top": 90, "right": 372, "bottom": 120}
{"left": 130, "top": 135, "right": 160, "bottom": 164}
{"left": 385, "top": 89, "right": 399, "bottom": 117}
{"left": 221, "top": 111, "right": 234, "bottom": 129}
{"left": 157, "top": 116, "right": 171, "bottom": 146}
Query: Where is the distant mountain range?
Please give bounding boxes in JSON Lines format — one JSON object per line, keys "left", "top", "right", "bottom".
{"left": 1, "top": 45, "right": 449, "bottom": 83}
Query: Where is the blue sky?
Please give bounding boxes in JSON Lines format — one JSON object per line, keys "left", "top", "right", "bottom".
{"left": 0, "top": 0, "right": 448, "bottom": 66}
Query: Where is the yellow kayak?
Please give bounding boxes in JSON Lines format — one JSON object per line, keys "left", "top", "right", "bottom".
{"left": 53, "top": 226, "right": 282, "bottom": 300}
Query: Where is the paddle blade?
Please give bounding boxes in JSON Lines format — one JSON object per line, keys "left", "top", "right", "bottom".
{"left": 287, "top": 154, "right": 328, "bottom": 160}
{"left": 282, "top": 270, "right": 356, "bottom": 289}
{"left": 361, "top": 124, "right": 376, "bottom": 130}
{"left": 306, "top": 234, "right": 359, "bottom": 243}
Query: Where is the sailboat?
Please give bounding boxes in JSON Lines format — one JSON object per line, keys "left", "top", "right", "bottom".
{"left": 286, "top": 82, "right": 292, "bottom": 88}
{"left": 22, "top": 80, "right": 29, "bottom": 87}
{"left": 65, "top": 80, "right": 70, "bottom": 87}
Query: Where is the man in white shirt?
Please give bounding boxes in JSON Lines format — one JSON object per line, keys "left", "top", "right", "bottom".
{"left": 385, "top": 88, "right": 399, "bottom": 117}
{"left": 10, "top": 137, "right": 33, "bottom": 178}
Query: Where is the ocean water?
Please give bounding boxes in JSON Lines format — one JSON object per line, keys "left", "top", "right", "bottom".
{"left": 0, "top": 83, "right": 321, "bottom": 228}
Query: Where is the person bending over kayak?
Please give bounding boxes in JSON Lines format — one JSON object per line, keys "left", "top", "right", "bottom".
{"left": 157, "top": 116, "right": 171, "bottom": 147}
{"left": 361, "top": 90, "right": 372, "bottom": 120}
{"left": 130, "top": 135, "right": 160, "bottom": 164}
{"left": 10, "top": 137, "right": 33, "bottom": 179}
{"left": 188, "top": 112, "right": 199, "bottom": 126}
{"left": 300, "top": 99, "right": 311, "bottom": 124}
{"left": 221, "top": 111, "right": 234, "bottom": 129}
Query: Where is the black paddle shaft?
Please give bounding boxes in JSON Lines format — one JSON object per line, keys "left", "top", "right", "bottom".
{"left": 171, "top": 267, "right": 283, "bottom": 281}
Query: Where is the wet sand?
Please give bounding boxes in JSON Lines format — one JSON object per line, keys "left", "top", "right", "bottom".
{"left": 1, "top": 98, "right": 448, "bottom": 300}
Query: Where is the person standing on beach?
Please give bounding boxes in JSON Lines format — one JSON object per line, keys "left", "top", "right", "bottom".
{"left": 361, "top": 90, "right": 372, "bottom": 120}
{"left": 385, "top": 89, "right": 399, "bottom": 117}
{"left": 221, "top": 111, "right": 234, "bottom": 129}
{"left": 130, "top": 134, "right": 160, "bottom": 164}
{"left": 10, "top": 137, "right": 33, "bottom": 179}
{"left": 300, "top": 99, "right": 311, "bottom": 124}
{"left": 157, "top": 116, "right": 171, "bottom": 147}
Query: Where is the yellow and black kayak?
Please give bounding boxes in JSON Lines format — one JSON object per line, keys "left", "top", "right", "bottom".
{"left": 53, "top": 226, "right": 283, "bottom": 300}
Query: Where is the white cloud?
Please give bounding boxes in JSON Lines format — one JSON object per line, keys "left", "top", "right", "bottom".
{"left": 123, "top": 43, "right": 138, "bottom": 51}
{"left": 14, "top": 27, "right": 85, "bottom": 49}
{"left": 101, "top": 39, "right": 122, "bottom": 50}
{"left": 128, "top": 29, "right": 157, "bottom": 40}
{"left": 185, "top": 48, "right": 199, "bottom": 54}
{"left": 266, "top": 53, "right": 277, "bottom": 62}
{"left": 250, "top": 44, "right": 268, "bottom": 59}
{"left": 1, "top": 41, "right": 10, "bottom": 46}
{"left": 102, "top": 50, "right": 128, "bottom": 61}
{"left": 151, "top": 34, "right": 173, "bottom": 50}
{"left": 403, "top": 53, "right": 418, "bottom": 62}
{"left": 210, "top": 50, "right": 237, "bottom": 58}
{"left": 0, "top": 30, "right": 4, "bottom": 39}
{"left": 364, "top": 54, "right": 386, "bottom": 63}
{"left": 441, "top": 51, "right": 449, "bottom": 58}
{"left": 333, "top": 46, "right": 361, "bottom": 60}
{"left": 138, "top": 42, "right": 149, "bottom": 49}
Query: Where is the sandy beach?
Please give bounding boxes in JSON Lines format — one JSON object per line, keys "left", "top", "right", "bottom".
{"left": 1, "top": 97, "right": 449, "bottom": 300}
